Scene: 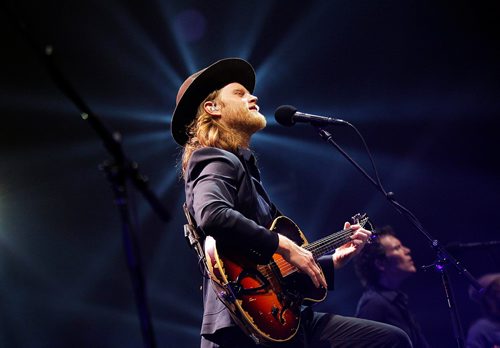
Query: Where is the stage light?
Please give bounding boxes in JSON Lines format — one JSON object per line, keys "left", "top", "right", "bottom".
{"left": 173, "top": 9, "right": 207, "bottom": 43}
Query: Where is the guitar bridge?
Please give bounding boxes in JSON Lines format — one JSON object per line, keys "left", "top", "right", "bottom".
{"left": 271, "top": 305, "right": 286, "bottom": 324}
{"left": 226, "top": 268, "right": 271, "bottom": 297}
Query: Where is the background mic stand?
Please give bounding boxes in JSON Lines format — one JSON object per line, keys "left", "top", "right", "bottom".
{"left": 421, "top": 250, "right": 465, "bottom": 348}
{"left": 5, "top": 6, "right": 170, "bottom": 348}
{"left": 315, "top": 125, "right": 484, "bottom": 348}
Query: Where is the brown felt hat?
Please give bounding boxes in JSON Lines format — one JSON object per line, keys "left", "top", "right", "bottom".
{"left": 170, "top": 58, "right": 256, "bottom": 145}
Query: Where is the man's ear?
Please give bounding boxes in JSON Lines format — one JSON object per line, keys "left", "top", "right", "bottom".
{"left": 375, "top": 258, "right": 385, "bottom": 272}
{"left": 203, "top": 101, "right": 221, "bottom": 117}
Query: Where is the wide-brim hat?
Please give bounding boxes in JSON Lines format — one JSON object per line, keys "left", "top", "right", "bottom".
{"left": 170, "top": 58, "right": 256, "bottom": 145}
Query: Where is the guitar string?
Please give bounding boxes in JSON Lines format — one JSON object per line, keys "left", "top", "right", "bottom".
{"left": 271, "top": 218, "right": 368, "bottom": 276}
{"left": 256, "top": 231, "right": 354, "bottom": 281}
{"left": 271, "top": 229, "right": 354, "bottom": 276}
{"left": 275, "top": 239, "right": 352, "bottom": 275}
{"left": 249, "top": 219, "right": 369, "bottom": 282}
{"left": 303, "top": 217, "right": 368, "bottom": 254}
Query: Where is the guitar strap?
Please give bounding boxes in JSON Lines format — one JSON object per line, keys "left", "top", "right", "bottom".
{"left": 182, "top": 202, "right": 208, "bottom": 274}
{"left": 183, "top": 202, "right": 264, "bottom": 344}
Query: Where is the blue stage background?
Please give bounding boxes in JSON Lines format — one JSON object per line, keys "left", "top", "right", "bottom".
{"left": 1, "top": 0, "right": 499, "bottom": 346}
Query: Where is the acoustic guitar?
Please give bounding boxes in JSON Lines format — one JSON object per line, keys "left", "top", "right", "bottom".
{"left": 204, "top": 213, "right": 370, "bottom": 344}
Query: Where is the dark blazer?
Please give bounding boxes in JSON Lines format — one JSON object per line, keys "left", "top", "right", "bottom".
{"left": 185, "top": 147, "right": 335, "bottom": 346}
{"left": 356, "top": 286, "right": 430, "bottom": 348}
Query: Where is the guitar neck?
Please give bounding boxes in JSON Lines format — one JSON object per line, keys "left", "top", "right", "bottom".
{"left": 303, "top": 214, "right": 369, "bottom": 259}
{"left": 303, "top": 228, "right": 355, "bottom": 259}
{"left": 270, "top": 215, "right": 368, "bottom": 277}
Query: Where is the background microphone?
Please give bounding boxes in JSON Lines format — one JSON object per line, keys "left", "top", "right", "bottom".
{"left": 274, "top": 105, "right": 347, "bottom": 127}
{"left": 445, "top": 240, "right": 500, "bottom": 251}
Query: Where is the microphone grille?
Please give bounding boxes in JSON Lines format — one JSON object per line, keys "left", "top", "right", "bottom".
{"left": 274, "top": 105, "right": 297, "bottom": 127}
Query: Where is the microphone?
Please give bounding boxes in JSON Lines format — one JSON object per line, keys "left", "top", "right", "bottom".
{"left": 274, "top": 105, "right": 347, "bottom": 127}
{"left": 445, "top": 240, "right": 500, "bottom": 251}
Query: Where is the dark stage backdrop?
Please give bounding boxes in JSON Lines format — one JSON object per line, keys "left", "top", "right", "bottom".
{"left": 1, "top": 0, "right": 499, "bottom": 347}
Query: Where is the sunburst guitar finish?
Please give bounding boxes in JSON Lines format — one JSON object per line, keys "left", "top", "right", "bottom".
{"left": 204, "top": 214, "right": 369, "bottom": 344}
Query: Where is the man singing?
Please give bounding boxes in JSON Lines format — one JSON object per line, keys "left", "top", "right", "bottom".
{"left": 354, "top": 226, "right": 429, "bottom": 347}
{"left": 171, "top": 58, "right": 411, "bottom": 347}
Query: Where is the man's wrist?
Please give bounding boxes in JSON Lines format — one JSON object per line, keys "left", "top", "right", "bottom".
{"left": 333, "top": 253, "right": 342, "bottom": 270}
{"left": 277, "top": 234, "right": 292, "bottom": 255}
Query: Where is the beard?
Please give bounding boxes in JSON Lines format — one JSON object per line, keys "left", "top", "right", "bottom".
{"left": 221, "top": 103, "right": 266, "bottom": 136}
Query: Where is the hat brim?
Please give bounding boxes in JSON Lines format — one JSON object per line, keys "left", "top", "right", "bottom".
{"left": 171, "top": 58, "right": 256, "bottom": 145}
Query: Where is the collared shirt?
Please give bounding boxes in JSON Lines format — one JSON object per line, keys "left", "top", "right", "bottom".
{"left": 466, "top": 317, "right": 500, "bottom": 348}
{"left": 185, "top": 146, "right": 335, "bottom": 345}
{"left": 356, "top": 286, "right": 430, "bottom": 348}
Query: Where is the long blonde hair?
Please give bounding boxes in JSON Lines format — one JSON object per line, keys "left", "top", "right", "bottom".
{"left": 181, "top": 90, "right": 242, "bottom": 177}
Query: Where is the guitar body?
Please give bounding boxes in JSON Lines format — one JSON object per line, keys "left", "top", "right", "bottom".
{"left": 204, "top": 216, "right": 327, "bottom": 343}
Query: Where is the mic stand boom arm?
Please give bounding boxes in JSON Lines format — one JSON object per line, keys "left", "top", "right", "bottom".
{"left": 315, "top": 125, "right": 483, "bottom": 348}
{"left": 5, "top": 5, "right": 170, "bottom": 348}
{"left": 44, "top": 47, "right": 163, "bottom": 348}
{"left": 43, "top": 44, "right": 164, "bottom": 348}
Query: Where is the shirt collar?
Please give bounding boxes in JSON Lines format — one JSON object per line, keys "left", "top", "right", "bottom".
{"left": 370, "top": 285, "right": 407, "bottom": 303}
{"left": 237, "top": 147, "right": 254, "bottom": 162}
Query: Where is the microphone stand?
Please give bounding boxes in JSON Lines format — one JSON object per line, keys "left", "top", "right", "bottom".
{"left": 5, "top": 6, "right": 170, "bottom": 348}
{"left": 446, "top": 240, "right": 500, "bottom": 251}
{"left": 315, "top": 125, "right": 483, "bottom": 348}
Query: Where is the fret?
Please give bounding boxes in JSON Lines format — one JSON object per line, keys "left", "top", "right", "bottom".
{"left": 303, "top": 216, "right": 368, "bottom": 259}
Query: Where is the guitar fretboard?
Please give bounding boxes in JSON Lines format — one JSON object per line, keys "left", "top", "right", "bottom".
{"left": 270, "top": 216, "right": 368, "bottom": 278}
{"left": 304, "top": 217, "right": 368, "bottom": 259}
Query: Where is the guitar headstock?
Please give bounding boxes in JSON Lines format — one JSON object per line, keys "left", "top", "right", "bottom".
{"left": 351, "top": 213, "right": 377, "bottom": 243}
{"left": 351, "top": 213, "right": 370, "bottom": 228}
